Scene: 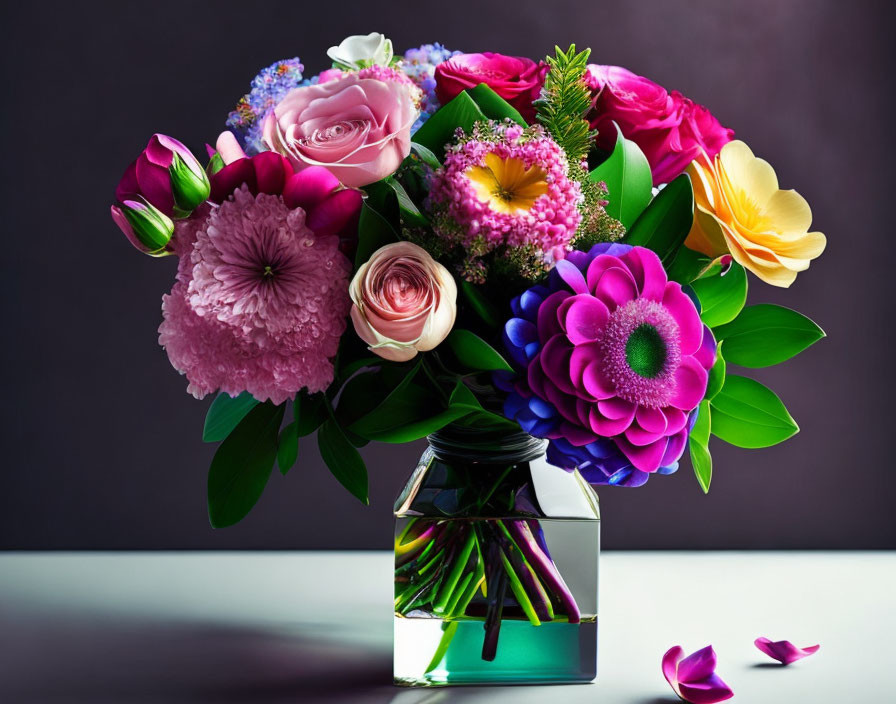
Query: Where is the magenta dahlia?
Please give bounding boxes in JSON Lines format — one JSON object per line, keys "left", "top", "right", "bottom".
{"left": 500, "top": 243, "right": 716, "bottom": 484}
{"left": 159, "top": 170, "right": 354, "bottom": 404}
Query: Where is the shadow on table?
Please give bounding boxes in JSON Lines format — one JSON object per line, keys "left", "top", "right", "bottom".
{"left": 0, "top": 611, "right": 396, "bottom": 704}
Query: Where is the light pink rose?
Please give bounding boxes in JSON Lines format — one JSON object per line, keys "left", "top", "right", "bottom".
{"left": 586, "top": 65, "right": 733, "bottom": 185}
{"left": 349, "top": 242, "right": 457, "bottom": 362}
{"left": 262, "top": 73, "right": 417, "bottom": 188}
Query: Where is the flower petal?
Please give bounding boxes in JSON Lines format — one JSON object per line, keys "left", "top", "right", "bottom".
{"left": 594, "top": 266, "right": 638, "bottom": 310}
{"left": 662, "top": 281, "right": 703, "bottom": 356}
{"left": 562, "top": 295, "right": 610, "bottom": 345}
{"left": 671, "top": 356, "right": 708, "bottom": 411}
{"left": 554, "top": 258, "right": 590, "bottom": 294}
{"left": 754, "top": 637, "right": 820, "bottom": 665}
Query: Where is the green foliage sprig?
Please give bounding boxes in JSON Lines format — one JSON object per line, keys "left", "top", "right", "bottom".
{"left": 535, "top": 45, "right": 596, "bottom": 166}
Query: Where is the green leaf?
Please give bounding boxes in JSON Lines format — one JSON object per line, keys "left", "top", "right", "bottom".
{"left": 446, "top": 329, "right": 513, "bottom": 372}
{"left": 386, "top": 178, "right": 428, "bottom": 226}
{"left": 689, "top": 400, "right": 712, "bottom": 493}
{"left": 666, "top": 246, "right": 711, "bottom": 285}
{"left": 623, "top": 173, "right": 694, "bottom": 265}
{"left": 713, "top": 304, "right": 825, "bottom": 368}
{"left": 710, "top": 374, "right": 799, "bottom": 448}
{"left": 207, "top": 402, "right": 285, "bottom": 528}
{"left": 691, "top": 262, "right": 748, "bottom": 327}
{"left": 588, "top": 123, "right": 653, "bottom": 228}
{"left": 354, "top": 201, "right": 398, "bottom": 269}
{"left": 468, "top": 83, "right": 527, "bottom": 126}
{"left": 412, "top": 91, "right": 487, "bottom": 161}
{"left": 460, "top": 280, "right": 502, "bottom": 329}
{"left": 317, "top": 418, "right": 369, "bottom": 504}
{"left": 203, "top": 391, "right": 259, "bottom": 443}
{"left": 705, "top": 345, "right": 726, "bottom": 400}
{"left": 409, "top": 142, "right": 441, "bottom": 169}
{"left": 277, "top": 422, "right": 299, "bottom": 475}
{"left": 295, "top": 392, "right": 327, "bottom": 437}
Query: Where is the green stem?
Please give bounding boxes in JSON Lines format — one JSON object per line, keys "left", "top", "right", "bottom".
{"left": 424, "top": 621, "right": 458, "bottom": 675}
{"left": 499, "top": 548, "right": 541, "bottom": 626}
{"left": 433, "top": 528, "right": 476, "bottom": 614}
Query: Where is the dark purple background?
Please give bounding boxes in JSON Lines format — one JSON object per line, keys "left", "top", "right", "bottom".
{"left": 1, "top": 0, "right": 892, "bottom": 550}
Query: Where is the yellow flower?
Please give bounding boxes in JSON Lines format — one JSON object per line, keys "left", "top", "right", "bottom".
{"left": 466, "top": 153, "right": 549, "bottom": 214}
{"left": 685, "top": 140, "right": 826, "bottom": 287}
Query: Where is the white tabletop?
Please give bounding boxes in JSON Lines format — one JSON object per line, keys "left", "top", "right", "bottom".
{"left": 0, "top": 551, "right": 891, "bottom": 702}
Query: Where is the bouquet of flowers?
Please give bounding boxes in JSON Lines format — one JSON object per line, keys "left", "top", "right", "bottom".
{"left": 111, "top": 33, "right": 826, "bottom": 677}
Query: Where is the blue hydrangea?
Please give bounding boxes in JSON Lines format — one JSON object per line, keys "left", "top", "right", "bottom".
{"left": 399, "top": 43, "right": 462, "bottom": 132}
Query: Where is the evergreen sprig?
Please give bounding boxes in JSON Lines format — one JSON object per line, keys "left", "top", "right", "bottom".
{"left": 535, "top": 44, "right": 596, "bottom": 165}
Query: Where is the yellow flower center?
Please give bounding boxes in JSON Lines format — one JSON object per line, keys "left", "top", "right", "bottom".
{"left": 466, "top": 153, "right": 549, "bottom": 214}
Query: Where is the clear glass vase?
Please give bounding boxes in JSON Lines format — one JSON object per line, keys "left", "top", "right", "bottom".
{"left": 393, "top": 424, "right": 600, "bottom": 686}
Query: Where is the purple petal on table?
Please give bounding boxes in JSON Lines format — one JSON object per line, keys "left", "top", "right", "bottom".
{"left": 754, "top": 637, "right": 820, "bottom": 665}
{"left": 663, "top": 645, "right": 733, "bottom": 704}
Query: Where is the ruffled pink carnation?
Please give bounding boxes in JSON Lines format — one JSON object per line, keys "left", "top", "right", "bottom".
{"left": 428, "top": 122, "right": 583, "bottom": 281}
{"left": 159, "top": 185, "right": 351, "bottom": 403}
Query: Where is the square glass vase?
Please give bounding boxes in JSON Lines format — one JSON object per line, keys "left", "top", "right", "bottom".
{"left": 393, "top": 424, "right": 600, "bottom": 686}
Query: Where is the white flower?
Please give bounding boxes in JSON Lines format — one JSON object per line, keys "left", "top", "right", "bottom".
{"left": 327, "top": 32, "right": 394, "bottom": 70}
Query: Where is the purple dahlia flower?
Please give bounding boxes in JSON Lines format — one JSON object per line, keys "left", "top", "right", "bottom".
{"left": 499, "top": 242, "right": 715, "bottom": 486}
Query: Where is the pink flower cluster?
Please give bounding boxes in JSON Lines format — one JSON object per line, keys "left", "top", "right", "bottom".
{"left": 159, "top": 158, "right": 357, "bottom": 404}
{"left": 428, "top": 122, "right": 583, "bottom": 281}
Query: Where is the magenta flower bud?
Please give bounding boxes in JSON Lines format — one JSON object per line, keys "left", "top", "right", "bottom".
{"left": 110, "top": 198, "right": 174, "bottom": 256}
{"left": 115, "top": 134, "right": 209, "bottom": 218}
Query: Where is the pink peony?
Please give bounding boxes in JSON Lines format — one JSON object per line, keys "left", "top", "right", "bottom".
{"left": 586, "top": 65, "right": 734, "bottom": 185}
{"left": 159, "top": 177, "right": 353, "bottom": 404}
{"left": 262, "top": 73, "right": 417, "bottom": 188}
{"left": 435, "top": 52, "right": 546, "bottom": 122}
{"left": 350, "top": 242, "right": 457, "bottom": 362}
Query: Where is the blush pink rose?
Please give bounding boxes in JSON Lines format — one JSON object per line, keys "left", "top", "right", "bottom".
{"left": 262, "top": 73, "right": 417, "bottom": 188}
{"left": 586, "top": 65, "right": 734, "bottom": 185}
{"left": 350, "top": 242, "right": 457, "bottom": 362}
{"left": 435, "top": 52, "right": 546, "bottom": 122}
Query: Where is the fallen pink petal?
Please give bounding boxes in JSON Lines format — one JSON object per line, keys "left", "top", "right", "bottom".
{"left": 754, "top": 637, "right": 820, "bottom": 665}
{"left": 662, "top": 645, "right": 734, "bottom": 704}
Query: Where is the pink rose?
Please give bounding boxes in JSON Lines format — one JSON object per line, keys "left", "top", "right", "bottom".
{"left": 435, "top": 52, "right": 546, "bottom": 122}
{"left": 350, "top": 242, "right": 457, "bottom": 362}
{"left": 586, "top": 65, "right": 734, "bottom": 185}
{"left": 262, "top": 73, "right": 417, "bottom": 188}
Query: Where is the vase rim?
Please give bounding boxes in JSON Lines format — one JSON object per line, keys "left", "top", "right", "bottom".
{"left": 427, "top": 422, "right": 547, "bottom": 464}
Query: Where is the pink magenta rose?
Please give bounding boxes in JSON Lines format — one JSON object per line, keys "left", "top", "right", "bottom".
{"left": 262, "top": 73, "right": 417, "bottom": 188}
{"left": 586, "top": 65, "right": 734, "bottom": 185}
{"left": 350, "top": 242, "right": 457, "bottom": 362}
{"left": 435, "top": 52, "right": 546, "bottom": 122}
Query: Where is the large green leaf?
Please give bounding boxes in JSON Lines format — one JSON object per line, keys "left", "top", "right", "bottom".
{"left": 354, "top": 202, "right": 398, "bottom": 269}
{"left": 207, "top": 402, "right": 285, "bottom": 527}
{"left": 317, "top": 417, "right": 369, "bottom": 504}
{"left": 588, "top": 123, "right": 653, "bottom": 228}
{"left": 277, "top": 422, "right": 299, "bottom": 475}
{"left": 710, "top": 374, "right": 799, "bottom": 448}
{"left": 386, "top": 177, "right": 428, "bottom": 226}
{"left": 623, "top": 173, "right": 694, "bottom": 265}
{"left": 690, "top": 262, "right": 748, "bottom": 328}
{"left": 294, "top": 392, "right": 327, "bottom": 437}
{"left": 468, "top": 84, "right": 527, "bottom": 126}
{"left": 705, "top": 344, "right": 726, "bottom": 401}
{"left": 460, "top": 280, "right": 502, "bottom": 329}
{"left": 203, "top": 391, "right": 259, "bottom": 443}
{"left": 689, "top": 400, "right": 712, "bottom": 493}
{"left": 412, "top": 91, "right": 487, "bottom": 161}
{"left": 446, "top": 329, "right": 512, "bottom": 372}
{"left": 713, "top": 304, "right": 825, "bottom": 368}
{"left": 409, "top": 142, "right": 441, "bottom": 169}
{"left": 666, "top": 246, "right": 711, "bottom": 285}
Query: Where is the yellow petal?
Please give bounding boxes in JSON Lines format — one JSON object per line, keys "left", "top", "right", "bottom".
{"left": 762, "top": 189, "right": 813, "bottom": 235}
{"left": 718, "top": 141, "right": 779, "bottom": 206}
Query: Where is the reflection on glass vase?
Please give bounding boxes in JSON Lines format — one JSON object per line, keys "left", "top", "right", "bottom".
{"left": 393, "top": 424, "right": 600, "bottom": 686}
